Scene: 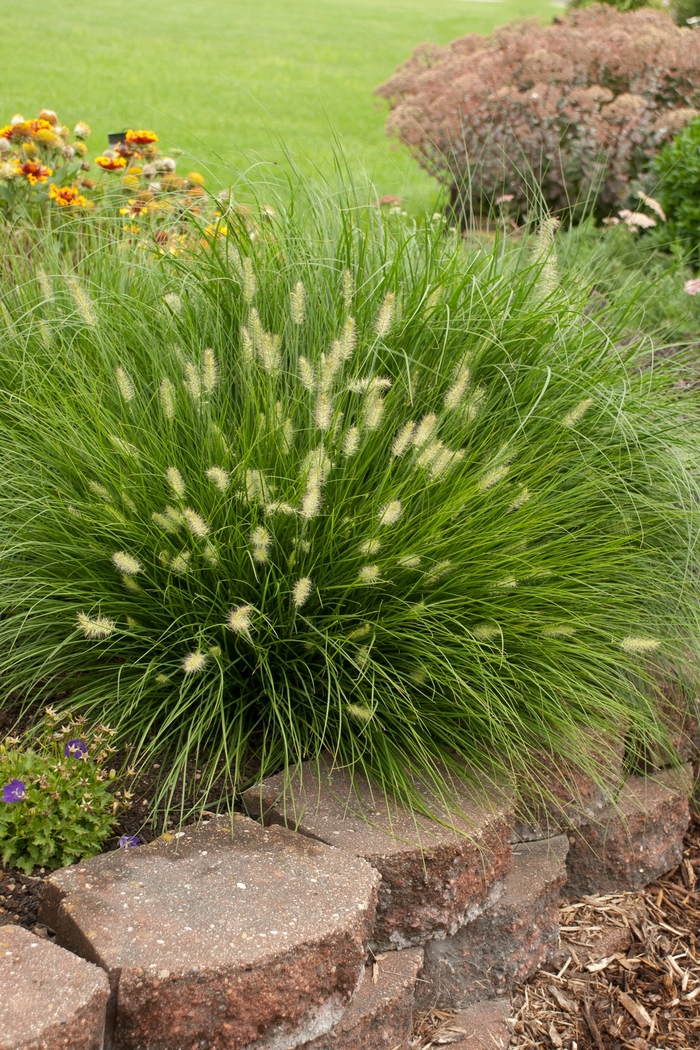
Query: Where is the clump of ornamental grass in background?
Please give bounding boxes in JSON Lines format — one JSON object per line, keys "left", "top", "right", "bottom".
{"left": 0, "top": 710, "right": 127, "bottom": 872}
{"left": 0, "top": 184, "right": 697, "bottom": 818}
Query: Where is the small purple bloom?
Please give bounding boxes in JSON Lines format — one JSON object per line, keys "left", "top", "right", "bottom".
{"left": 118, "top": 835, "right": 140, "bottom": 849}
{"left": 64, "top": 739, "right": 88, "bottom": 760}
{"left": 2, "top": 779, "right": 26, "bottom": 803}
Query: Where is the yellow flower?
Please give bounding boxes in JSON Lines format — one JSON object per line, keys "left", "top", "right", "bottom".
{"left": 49, "top": 184, "right": 88, "bottom": 207}
{"left": 187, "top": 171, "right": 205, "bottom": 185}
{"left": 125, "top": 129, "right": 158, "bottom": 146}
{"left": 95, "top": 155, "right": 127, "bottom": 171}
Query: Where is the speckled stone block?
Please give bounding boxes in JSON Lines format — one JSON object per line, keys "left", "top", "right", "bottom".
{"left": 301, "top": 946, "right": 423, "bottom": 1050}
{"left": 0, "top": 923, "right": 109, "bottom": 1050}
{"left": 242, "top": 760, "right": 514, "bottom": 950}
{"left": 444, "top": 1000, "right": 512, "bottom": 1050}
{"left": 41, "top": 814, "right": 380, "bottom": 1050}
{"left": 514, "top": 739, "right": 624, "bottom": 842}
{"left": 565, "top": 766, "right": 692, "bottom": 896}
{"left": 417, "top": 835, "right": 568, "bottom": 1009}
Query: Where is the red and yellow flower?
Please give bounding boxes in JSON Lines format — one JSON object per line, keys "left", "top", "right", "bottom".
{"left": 95, "top": 155, "right": 127, "bottom": 171}
{"left": 49, "top": 184, "right": 88, "bottom": 207}
{"left": 20, "top": 160, "right": 52, "bottom": 185}
{"left": 125, "top": 129, "right": 158, "bottom": 146}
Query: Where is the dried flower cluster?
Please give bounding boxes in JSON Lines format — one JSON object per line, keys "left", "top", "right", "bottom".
{"left": 376, "top": 6, "right": 700, "bottom": 219}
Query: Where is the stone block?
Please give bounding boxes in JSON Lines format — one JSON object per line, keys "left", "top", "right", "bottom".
{"left": 514, "top": 739, "right": 624, "bottom": 842}
{"left": 0, "top": 923, "right": 109, "bottom": 1050}
{"left": 301, "top": 946, "right": 423, "bottom": 1050}
{"left": 445, "top": 1000, "right": 512, "bottom": 1050}
{"left": 41, "top": 814, "right": 379, "bottom": 1050}
{"left": 565, "top": 766, "right": 692, "bottom": 896}
{"left": 417, "top": 835, "right": 568, "bottom": 1009}
{"left": 242, "top": 760, "right": 514, "bottom": 950}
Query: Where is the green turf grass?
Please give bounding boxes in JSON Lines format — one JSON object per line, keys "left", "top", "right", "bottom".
{"left": 0, "top": 0, "right": 556, "bottom": 206}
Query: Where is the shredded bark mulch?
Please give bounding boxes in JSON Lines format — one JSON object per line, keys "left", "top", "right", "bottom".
{"left": 412, "top": 819, "right": 700, "bottom": 1050}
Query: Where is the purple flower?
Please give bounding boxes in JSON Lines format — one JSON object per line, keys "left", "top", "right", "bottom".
{"left": 118, "top": 835, "right": 140, "bottom": 849}
{"left": 2, "top": 779, "right": 26, "bottom": 803}
{"left": 64, "top": 739, "right": 88, "bottom": 760}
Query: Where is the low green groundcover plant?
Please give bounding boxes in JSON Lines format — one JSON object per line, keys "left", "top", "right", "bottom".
{"left": 0, "top": 712, "right": 124, "bottom": 872}
{"left": 0, "top": 191, "right": 697, "bottom": 815}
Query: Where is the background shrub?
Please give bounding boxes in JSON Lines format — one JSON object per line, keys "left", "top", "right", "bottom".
{"left": 652, "top": 115, "right": 700, "bottom": 266}
{"left": 0, "top": 712, "right": 122, "bottom": 873}
{"left": 376, "top": 6, "right": 700, "bottom": 224}
{"left": 0, "top": 194, "right": 697, "bottom": 814}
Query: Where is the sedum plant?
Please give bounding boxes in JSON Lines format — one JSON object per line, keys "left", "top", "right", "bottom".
{"left": 0, "top": 712, "right": 123, "bottom": 872}
{"left": 0, "top": 191, "right": 697, "bottom": 814}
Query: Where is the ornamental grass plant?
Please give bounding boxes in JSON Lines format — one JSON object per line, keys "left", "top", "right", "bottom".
{"left": 0, "top": 183, "right": 697, "bottom": 819}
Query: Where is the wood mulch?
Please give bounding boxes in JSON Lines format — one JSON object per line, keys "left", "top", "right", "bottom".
{"left": 412, "top": 819, "right": 700, "bottom": 1050}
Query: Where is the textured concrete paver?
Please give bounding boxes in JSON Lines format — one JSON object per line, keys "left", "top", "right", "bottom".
{"left": 445, "top": 1000, "right": 512, "bottom": 1050}
{"left": 41, "top": 814, "right": 379, "bottom": 1050}
{"left": 565, "top": 767, "right": 692, "bottom": 895}
{"left": 417, "top": 835, "right": 568, "bottom": 1008}
{"left": 0, "top": 923, "right": 109, "bottom": 1050}
{"left": 242, "top": 760, "right": 513, "bottom": 950}
{"left": 301, "top": 946, "right": 423, "bottom": 1050}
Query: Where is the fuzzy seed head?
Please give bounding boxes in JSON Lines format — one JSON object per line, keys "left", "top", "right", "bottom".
{"left": 340, "top": 317, "right": 356, "bottom": 360}
{"left": 114, "top": 367, "right": 135, "bottom": 403}
{"left": 184, "top": 361, "right": 201, "bottom": 401}
{"left": 508, "top": 487, "right": 531, "bottom": 512}
{"left": 89, "top": 481, "right": 111, "bottom": 502}
{"left": 171, "top": 551, "right": 191, "bottom": 574}
{"left": 202, "top": 348, "right": 218, "bottom": 393}
{"left": 152, "top": 512, "right": 174, "bottom": 532}
{"left": 342, "top": 270, "right": 354, "bottom": 310}
{"left": 160, "top": 377, "right": 175, "bottom": 419}
{"left": 314, "top": 393, "right": 333, "bottom": 431}
{"left": 358, "top": 564, "right": 381, "bottom": 585}
{"left": 347, "top": 624, "right": 371, "bottom": 641}
{"left": 362, "top": 392, "right": 385, "bottom": 431}
{"left": 473, "top": 624, "right": 500, "bottom": 640}
{"left": 247, "top": 308, "right": 264, "bottom": 351}
{"left": 112, "top": 551, "right": 142, "bottom": 576}
{"left": 375, "top": 292, "right": 395, "bottom": 338}
{"left": 69, "top": 278, "right": 97, "bottom": 328}
{"left": 292, "top": 577, "right": 313, "bottom": 608}
{"left": 620, "top": 635, "right": 660, "bottom": 654}
{"left": 228, "top": 604, "right": 253, "bottom": 634}
{"left": 299, "top": 356, "right": 315, "bottom": 391}
{"left": 250, "top": 526, "right": 271, "bottom": 562}
{"left": 398, "top": 555, "right": 421, "bottom": 568}
{"left": 166, "top": 467, "right": 186, "bottom": 498}
{"left": 242, "top": 257, "right": 256, "bottom": 303}
{"left": 205, "top": 466, "right": 230, "bottom": 492}
{"left": 346, "top": 704, "right": 373, "bottom": 722}
{"left": 391, "top": 422, "right": 415, "bottom": 458}
{"left": 121, "top": 575, "right": 142, "bottom": 594}
{"left": 300, "top": 484, "right": 322, "bottom": 520}
{"left": 463, "top": 387, "right": 486, "bottom": 422}
{"left": 342, "top": 426, "right": 360, "bottom": 458}
{"left": 240, "top": 326, "right": 253, "bottom": 365}
{"left": 478, "top": 464, "right": 510, "bottom": 490}
{"left": 290, "top": 281, "right": 305, "bottom": 325}
{"left": 378, "top": 500, "right": 402, "bottom": 527}
{"left": 360, "top": 538, "right": 381, "bottom": 555}
{"left": 412, "top": 414, "right": 438, "bottom": 449}
{"left": 77, "top": 612, "right": 114, "bottom": 639}
{"left": 562, "top": 398, "right": 593, "bottom": 428}
{"left": 203, "top": 542, "right": 219, "bottom": 566}
{"left": 163, "top": 292, "right": 182, "bottom": 315}
{"left": 430, "top": 447, "right": 464, "bottom": 479}
{"left": 245, "top": 469, "right": 269, "bottom": 504}
{"left": 37, "top": 270, "right": 53, "bottom": 302}
{"left": 542, "top": 625, "right": 577, "bottom": 637}
{"left": 183, "top": 507, "right": 210, "bottom": 537}
{"left": 259, "top": 332, "right": 281, "bottom": 373}
{"left": 182, "top": 651, "right": 207, "bottom": 674}
{"left": 444, "top": 368, "right": 470, "bottom": 411}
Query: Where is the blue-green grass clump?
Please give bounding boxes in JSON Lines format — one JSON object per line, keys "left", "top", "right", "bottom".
{"left": 0, "top": 197, "right": 697, "bottom": 814}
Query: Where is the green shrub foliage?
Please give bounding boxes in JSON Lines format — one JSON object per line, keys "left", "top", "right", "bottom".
{"left": 0, "top": 200, "right": 697, "bottom": 810}
{"left": 654, "top": 116, "right": 700, "bottom": 265}
{"left": 0, "top": 713, "right": 121, "bottom": 872}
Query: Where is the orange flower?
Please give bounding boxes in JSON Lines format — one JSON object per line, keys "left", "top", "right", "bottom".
{"left": 0, "top": 125, "right": 13, "bottom": 140}
{"left": 95, "top": 155, "right": 127, "bottom": 171}
{"left": 49, "top": 184, "right": 88, "bottom": 207}
{"left": 20, "top": 160, "right": 52, "bottom": 185}
{"left": 125, "top": 129, "right": 158, "bottom": 146}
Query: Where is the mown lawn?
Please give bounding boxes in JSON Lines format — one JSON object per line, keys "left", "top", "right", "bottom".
{"left": 0, "top": 0, "right": 556, "bottom": 206}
